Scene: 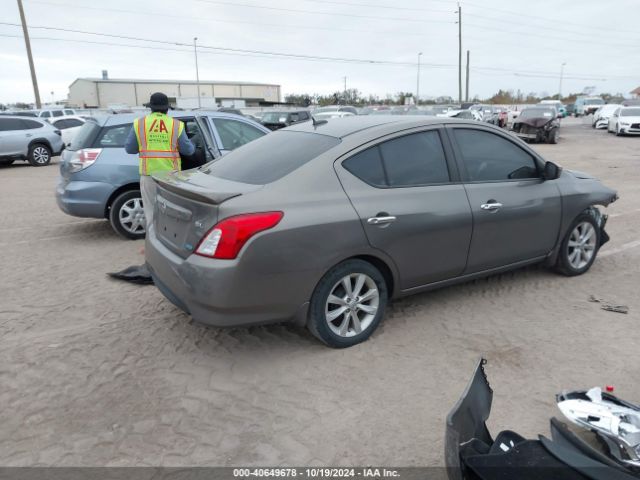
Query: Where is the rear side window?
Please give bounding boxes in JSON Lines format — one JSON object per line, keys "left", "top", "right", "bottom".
{"left": 21, "top": 119, "right": 44, "bottom": 129}
{"left": 52, "top": 110, "right": 64, "bottom": 117}
{"left": 40, "top": 111, "right": 51, "bottom": 118}
{"left": 203, "top": 131, "right": 340, "bottom": 185}
{"left": 343, "top": 130, "right": 450, "bottom": 187}
{"left": 64, "top": 110, "right": 74, "bottom": 115}
{"left": 68, "top": 121, "right": 100, "bottom": 150}
{"left": 95, "top": 125, "right": 130, "bottom": 148}
{"left": 0, "top": 118, "right": 26, "bottom": 131}
{"left": 453, "top": 129, "right": 539, "bottom": 182}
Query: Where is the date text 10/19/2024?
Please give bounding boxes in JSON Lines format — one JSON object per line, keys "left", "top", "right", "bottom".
{"left": 233, "top": 469, "right": 401, "bottom": 478}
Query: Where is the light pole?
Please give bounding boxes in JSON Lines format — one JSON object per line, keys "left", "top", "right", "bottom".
{"left": 416, "top": 52, "right": 422, "bottom": 106}
{"left": 193, "top": 37, "right": 201, "bottom": 108}
{"left": 559, "top": 62, "right": 566, "bottom": 100}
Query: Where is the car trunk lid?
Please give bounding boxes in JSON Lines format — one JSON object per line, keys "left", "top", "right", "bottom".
{"left": 152, "top": 169, "right": 262, "bottom": 258}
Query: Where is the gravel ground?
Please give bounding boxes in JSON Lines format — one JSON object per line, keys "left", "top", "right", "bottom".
{"left": 0, "top": 117, "right": 639, "bottom": 467}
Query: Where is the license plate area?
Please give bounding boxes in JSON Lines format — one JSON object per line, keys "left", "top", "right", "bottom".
{"left": 155, "top": 195, "right": 192, "bottom": 249}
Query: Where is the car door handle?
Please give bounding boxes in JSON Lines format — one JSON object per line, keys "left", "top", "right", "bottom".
{"left": 25, "top": 133, "right": 33, "bottom": 137}
{"left": 480, "top": 202, "right": 503, "bottom": 211}
{"left": 367, "top": 216, "right": 396, "bottom": 225}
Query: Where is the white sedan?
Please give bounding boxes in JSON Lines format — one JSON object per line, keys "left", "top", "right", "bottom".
{"left": 607, "top": 106, "right": 640, "bottom": 136}
{"left": 592, "top": 104, "right": 620, "bottom": 129}
{"left": 50, "top": 115, "right": 86, "bottom": 146}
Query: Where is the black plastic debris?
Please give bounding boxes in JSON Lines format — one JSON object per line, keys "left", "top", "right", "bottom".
{"left": 588, "top": 295, "right": 629, "bottom": 314}
{"left": 445, "top": 359, "right": 640, "bottom": 480}
{"left": 107, "top": 264, "right": 154, "bottom": 285}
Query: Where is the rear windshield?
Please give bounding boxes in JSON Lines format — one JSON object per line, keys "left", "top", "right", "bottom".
{"left": 202, "top": 131, "right": 340, "bottom": 185}
{"left": 68, "top": 121, "right": 100, "bottom": 150}
{"left": 261, "top": 112, "right": 289, "bottom": 123}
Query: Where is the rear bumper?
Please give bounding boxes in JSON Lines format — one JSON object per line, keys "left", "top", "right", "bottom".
{"left": 56, "top": 178, "right": 113, "bottom": 218}
{"left": 146, "top": 225, "right": 309, "bottom": 327}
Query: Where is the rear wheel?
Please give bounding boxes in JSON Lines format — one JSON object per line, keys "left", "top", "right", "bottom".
{"left": 307, "top": 259, "right": 388, "bottom": 348}
{"left": 109, "top": 190, "right": 146, "bottom": 240}
{"left": 28, "top": 143, "right": 51, "bottom": 166}
{"left": 555, "top": 212, "right": 600, "bottom": 276}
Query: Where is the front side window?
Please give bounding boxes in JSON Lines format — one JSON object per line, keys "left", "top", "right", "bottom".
{"left": 64, "top": 110, "right": 74, "bottom": 115}
{"left": 40, "top": 111, "right": 51, "bottom": 118}
{"left": 211, "top": 118, "right": 265, "bottom": 151}
{"left": 452, "top": 128, "right": 540, "bottom": 182}
{"left": 343, "top": 130, "right": 450, "bottom": 187}
{"left": 52, "top": 111, "right": 64, "bottom": 117}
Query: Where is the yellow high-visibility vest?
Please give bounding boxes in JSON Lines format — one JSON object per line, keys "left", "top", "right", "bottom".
{"left": 133, "top": 112, "right": 184, "bottom": 175}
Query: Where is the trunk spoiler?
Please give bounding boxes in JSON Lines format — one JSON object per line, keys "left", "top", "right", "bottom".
{"left": 152, "top": 170, "right": 260, "bottom": 205}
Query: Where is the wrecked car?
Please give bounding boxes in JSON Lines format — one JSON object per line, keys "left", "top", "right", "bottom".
{"left": 446, "top": 359, "right": 640, "bottom": 479}
{"left": 511, "top": 107, "right": 560, "bottom": 144}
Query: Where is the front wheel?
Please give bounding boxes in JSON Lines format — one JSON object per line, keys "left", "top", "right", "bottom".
{"left": 307, "top": 259, "right": 388, "bottom": 348}
{"left": 615, "top": 124, "right": 623, "bottom": 136}
{"left": 547, "top": 128, "right": 559, "bottom": 144}
{"left": 555, "top": 212, "right": 601, "bottom": 276}
{"left": 109, "top": 190, "right": 146, "bottom": 240}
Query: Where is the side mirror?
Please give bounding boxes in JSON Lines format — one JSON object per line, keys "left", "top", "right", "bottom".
{"left": 543, "top": 161, "right": 562, "bottom": 180}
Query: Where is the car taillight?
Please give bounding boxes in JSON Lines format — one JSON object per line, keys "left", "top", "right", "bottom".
{"left": 195, "top": 212, "right": 283, "bottom": 259}
{"left": 68, "top": 148, "right": 102, "bottom": 173}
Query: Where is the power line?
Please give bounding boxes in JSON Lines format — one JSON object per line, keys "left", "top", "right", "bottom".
{"left": 193, "top": 0, "right": 454, "bottom": 24}
{"left": 1, "top": 22, "right": 637, "bottom": 80}
{"left": 25, "top": 0, "right": 439, "bottom": 38}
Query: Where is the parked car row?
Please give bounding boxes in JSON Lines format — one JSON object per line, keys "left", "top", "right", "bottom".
{"left": 0, "top": 116, "right": 65, "bottom": 166}
{"left": 56, "top": 112, "right": 270, "bottom": 238}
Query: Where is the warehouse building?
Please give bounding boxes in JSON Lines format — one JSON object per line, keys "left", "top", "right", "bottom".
{"left": 67, "top": 76, "right": 281, "bottom": 109}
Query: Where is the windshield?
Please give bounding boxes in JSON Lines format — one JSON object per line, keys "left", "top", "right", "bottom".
{"left": 261, "top": 112, "right": 289, "bottom": 123}
{"left": 585, "top": 98, "right": 604, "bottom": 105}
{"left": 314, "top": 107, "right": 339, "bottom": 113}
{"left": 520, "top": 108, "right": 554, "bottom": 118}
{"left": 621, "top": 108, "right": 640, "bottom": 116}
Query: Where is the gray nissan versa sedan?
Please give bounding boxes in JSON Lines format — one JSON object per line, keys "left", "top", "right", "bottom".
{"left": 145, "top": 116, "right": 618, "bottom": 348}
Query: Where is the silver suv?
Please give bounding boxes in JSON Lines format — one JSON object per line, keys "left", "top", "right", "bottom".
{"left": 0, "top": 116, "right": 65, "bottom": 166}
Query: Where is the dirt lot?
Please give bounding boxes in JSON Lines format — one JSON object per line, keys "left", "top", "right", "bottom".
{"left": 0, "top": 117, "right": 639, "bottom": 467}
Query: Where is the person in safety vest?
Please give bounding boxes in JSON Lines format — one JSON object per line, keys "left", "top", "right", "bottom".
{"left": 124, "top": 92, "right": 195, "bottom": 229}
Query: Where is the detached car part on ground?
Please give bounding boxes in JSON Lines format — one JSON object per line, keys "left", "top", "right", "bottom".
{"left": 145, "top": 116, "right": 617, "bottom": 348}
{"left": 56, "top": 112, "right": 270, "bottom": 239}
{"left": 512, "top": 107, "right": 561, "bottom": 144}
{"left": 445, "top": 359, "right": 640, "bottom": 480}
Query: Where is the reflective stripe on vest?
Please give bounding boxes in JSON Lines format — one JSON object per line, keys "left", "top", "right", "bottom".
{"left": 133, "top": 113, "right": 183, "bottom": 175}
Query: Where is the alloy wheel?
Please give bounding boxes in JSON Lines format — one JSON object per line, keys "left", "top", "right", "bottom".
{"left": 325, "top": 273, "right": 379, "bottom": 338}
{"left": 567, "top": 221, "right": 596, "bottom": 270}
{"left": 33, "top": 146, "right": 50, "bottom": 164}
{"left": 119, "top": 197, "right": 146, "bottom": 235}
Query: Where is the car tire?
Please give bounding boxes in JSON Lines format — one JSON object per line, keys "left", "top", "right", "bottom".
{"left": 615, "top": 124, "right": 623, "bottom": 136}
{"left": 555, "top": 211, "right": 601, "bottom": 277}
{"left": 27, "top": 143, "right": 51, "bottom": 166}
{"left": 109, "top": 190, "right": 146, "bottom": 240}
{"left": 307, "top": 259, "right": 388, "bottom": 348}
{"left": 547, "top": 128, "right": 559, "bottom": 144}
{"left": 0, "top": 159, "right": 15, "bottom": 167}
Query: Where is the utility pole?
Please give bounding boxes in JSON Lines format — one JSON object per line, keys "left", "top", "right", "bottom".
{"left": 193, "top": 37, "right": 201, "bottom": 108}
{"left": 465, "top": 50, "right": 470, "bottom": 102}
{"left": 343, "top": 76, "right": 347, "bottom": 104}
{"left": 457, "top": 4, "right": 462, "bottom": 104}
{"left": 416, "top": 52, "right": 422, "bottom": 106}
{"left": 17, "top": 0, "right": 41, "bottom": 108}
{"left": 559, "top": 62, "right": 566, "bottom": 100}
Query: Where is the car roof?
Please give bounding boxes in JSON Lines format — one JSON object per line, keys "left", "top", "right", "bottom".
{"left": 0, "top": 115, "right": 48, "bottom": 123}
{"left": 99, "top": 110, "right": 260, "bottom": 127}
{"left": 286, "top": 115, "right": 483, "bottom": 139}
